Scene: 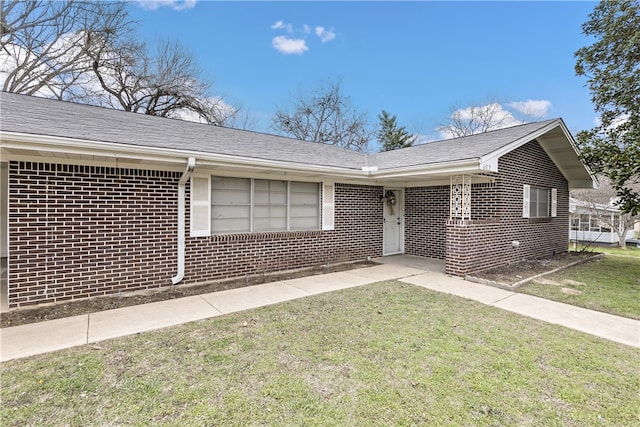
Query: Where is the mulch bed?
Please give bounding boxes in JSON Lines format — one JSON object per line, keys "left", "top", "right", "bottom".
{"left": 1, "top": 261, "right": 376, "bottom": 328}
{"left": 468, "top": 251, "right": 602, "bottom": 288}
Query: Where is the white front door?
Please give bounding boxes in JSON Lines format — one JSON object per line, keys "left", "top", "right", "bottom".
{"left": 383, "top": 188, "right": 404, "bottom": 255}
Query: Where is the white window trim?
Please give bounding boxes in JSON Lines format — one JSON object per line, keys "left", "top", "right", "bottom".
{"left": 524, "top": 185, "right": 556, "bottom": 219}
{"left": 206, "top": 176, "right": 323, "bottom": 235}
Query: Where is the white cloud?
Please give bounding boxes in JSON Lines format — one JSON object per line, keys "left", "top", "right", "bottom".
{"left": 0, "top": 34, "right": 103, "bottom": 99}
{"left": 315, "top": 26, "right": 336, "bottom": 43}
{"left": 134, "top": 0, "right": 197, "bottom": 11}
{"left": 270, "top": 21, "right": 336, "bottom": 54}
{"left": 507, "top": 99, "right": 552, "bottom": 118}
{"left": 438, "top": 103, "right": 524, "bottom": 140}
{"left": 271, "top": 20, "right": 293, "bottom": 33}
{"left": 272, "top": 36, "right": 308, "bottom": 55}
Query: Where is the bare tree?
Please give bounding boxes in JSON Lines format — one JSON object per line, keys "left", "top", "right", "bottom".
{"left": 1, "top": 1, "right": 236, "bottom": 125}
{"left": 437, "top": 102, "right": 520, "bottom": 139}
{"left": 1, "top": 0, "right": 130, "bottom": 99}
{"left": 87, "top": 38, "right": 236, "bottom": 125}
{"left": 223, "top": 104, "right": 259, "bottom": 131}
{"left": 271, "top": 79, "right": 372, "bottom": 152}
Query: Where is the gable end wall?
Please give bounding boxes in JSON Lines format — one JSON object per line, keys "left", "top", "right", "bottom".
{"left": 445, "top": 140, "right": 569, "bottom": 275}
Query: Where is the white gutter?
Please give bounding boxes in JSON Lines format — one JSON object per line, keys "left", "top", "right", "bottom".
{"left": 1, "top": 132, "right": 368, "bottom": 179}
{"left": 172, "top": 157, "right": 196, "bottom": 285}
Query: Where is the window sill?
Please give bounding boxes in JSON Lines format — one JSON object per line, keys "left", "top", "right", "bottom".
{"left": 206, "top": 230, "right": 324, "bottom": 242}
{"left": 528, "top": 217, "right": 552, "bottom": 224}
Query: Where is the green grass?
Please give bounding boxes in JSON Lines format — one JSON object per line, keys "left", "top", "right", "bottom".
{"left": 520, "top": 250, "right": 640, "bottom": 320}
{"left": 570, "top": 243, "right": 640, "bottom": 258}
{"left": 2, "top": 282, "right": 639, "bottom": 426}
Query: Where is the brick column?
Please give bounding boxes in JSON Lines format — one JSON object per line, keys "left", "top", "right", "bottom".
{"left": 445, "top": 219, "right": 503, "bottom": 276}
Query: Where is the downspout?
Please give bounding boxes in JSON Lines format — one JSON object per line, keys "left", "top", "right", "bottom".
{"left": 172, "top": 157, "right": 196, "bottom": 285}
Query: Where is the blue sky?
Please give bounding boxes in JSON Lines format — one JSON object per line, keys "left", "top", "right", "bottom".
{"left": 130, "top": 1, "right": 598, "bottom": 149}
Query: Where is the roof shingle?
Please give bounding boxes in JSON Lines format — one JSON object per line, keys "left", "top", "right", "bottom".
{"left": 0, "top": 92, "right": 561, "bottom": 171}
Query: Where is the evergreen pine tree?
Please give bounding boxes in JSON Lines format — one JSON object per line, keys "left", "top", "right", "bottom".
{"left": 377, "top": 110, "right": 416, "bottom": 152}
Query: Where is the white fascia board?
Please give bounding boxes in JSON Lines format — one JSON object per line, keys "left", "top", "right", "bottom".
{"left": 478, "top": 119, "right": 564, "bottom": 168}
{"left": 1, "top": 132, "right": 188, "bottom": 164}
{"left": 553, "top": 120, "right": 598, "bottom": 186}
{"left": 369, "top": 159, "right": 483, "bottom": 179}
{"left": 478, "top": 119, "right": 597, "bottom": 188}
{"left": 1, "top": 131, "right": 369, "bottom": 179}
{"left": 195, "top": 156, "right": 365, "bottom": 178}
{"left": 569, "top": 179, "right": 599, "bottom": 190}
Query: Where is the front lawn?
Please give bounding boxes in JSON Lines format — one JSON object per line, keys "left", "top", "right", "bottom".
{"left": 2, "top": 282, "right": 639, "bottom": 426}
{"left": 519, "top": 250, "right": 640, "bottom": 320}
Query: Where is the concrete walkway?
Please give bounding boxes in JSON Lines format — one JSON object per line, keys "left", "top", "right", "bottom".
{"left": 1, "top": 257, "right": 638, "bottom": 362}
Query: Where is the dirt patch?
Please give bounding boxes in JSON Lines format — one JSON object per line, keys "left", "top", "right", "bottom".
{"left": 0, "top": 261, "right": 376, "bottom": 328}
{"left": 469, "top": 252, "right": 601, "bottom": 287}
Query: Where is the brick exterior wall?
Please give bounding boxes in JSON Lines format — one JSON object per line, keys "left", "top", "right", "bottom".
{"left": 7, "top": 162, "right": 383, "bottom": 308}
{"left": 182, "top": 183, "right": 383, "bottom": 284}
{"left": 5, "top": 138, "right": 569, "bottom": 306}
{"left": 445, "top": 140, "right": 569, "bottom": 276}
{"left": 7, "top": 161, "right": 180, "bottom": 308}
{"left": 404, "top": 186, "right": 449, "bottom": 260}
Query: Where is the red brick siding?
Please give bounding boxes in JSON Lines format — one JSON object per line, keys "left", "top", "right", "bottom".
{"left": 7, "top": 162, "right": 180, "bottom": 308}
{"left": 445, "top": 140, "right": 569, "bottom": 275}
{"left": 7, "top": 163, "right": 383, "bottom": 307}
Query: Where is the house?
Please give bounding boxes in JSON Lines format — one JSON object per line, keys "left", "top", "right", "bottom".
{"left": 569, "top": 198, "right": 636, "bottom": 246}
{"left": 569, "top": 175, "right": 639, "bottom": 247}
{"left": 0, "top": 92, "right": 595, "bottom": 310}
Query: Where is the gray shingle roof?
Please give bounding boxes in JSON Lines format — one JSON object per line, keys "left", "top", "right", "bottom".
{"left": 0, "top": 92, "right": 560, "bottom": 171}
{"left": 370, "top": 119, "right": 558, "bottom": 170}
{"left": 0, "top": 92, "right": 365, "bottom": 170}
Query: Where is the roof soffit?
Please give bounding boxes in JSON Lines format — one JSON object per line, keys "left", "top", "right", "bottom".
{"left": 478, "top": 119, "right": 596, "bottom": 189}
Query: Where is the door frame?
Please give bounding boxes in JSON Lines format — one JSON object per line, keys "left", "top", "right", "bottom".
{"left": 382, "top": 187, "right": 405, "bottom": 256}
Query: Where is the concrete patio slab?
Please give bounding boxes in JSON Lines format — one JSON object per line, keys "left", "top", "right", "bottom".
{"left": 2, "top": 260, "right": 638, "bottom": 362}
{"left": 347, "top": 264, "right": 425, "bottom": 281}
{"left": 88, "top": 295, "right": 222, "bottom": 343}
{"left": 0, "top": 314, "right": 88, "bottom": 361}
{"left": 403, "top": 273, "right": 515, "bottom": 305}
{"left": 282, "top": 271, "right": 373, "bottom": 294}
{"left": 200, "top": 281, "right": 310, "bottom": 314}
{"left": 492, "top": 293, "right": 640, "bottom": 348}
{"left": 373, "top": 254, "right": 445, "bottom": 273}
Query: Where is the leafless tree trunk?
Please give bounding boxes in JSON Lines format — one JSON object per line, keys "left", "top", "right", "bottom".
{"left": 87, "top": 38, "right": 237, "bottom": 125}
{"left": 271, "top": 78, "right": 372, "bottom": 152}
{"left": 437, "top": 100, "right": 522, "bottom": 139}
{"left": 1, "top": 0, "right": 130, "bottom": 99}
{"left": 2, "top": 1, "right": 238, "bottom": 125}
{"left": 582, "top": 204, "right": 636, "bottom": 249}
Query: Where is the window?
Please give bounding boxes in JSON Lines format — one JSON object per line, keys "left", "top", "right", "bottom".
{"left": 210, "top": 176, "right": 320, "bottom": 234}
{"left": 613, "top": 215, "right": 621, "bottom": 232}
{"left": 254, "top": 179, "right": 287, "bottom": 232}
{"left": 570, "top": 216, "right": 579, "bottom": 231}
{"left": 523, "top": 185, "right": 551, "bottom": 218}
{"left": 290, "top": 181, "right": 321, "bottom": 230}
{"left": 579, "top": 214, "right": 590, "bottom": 231}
